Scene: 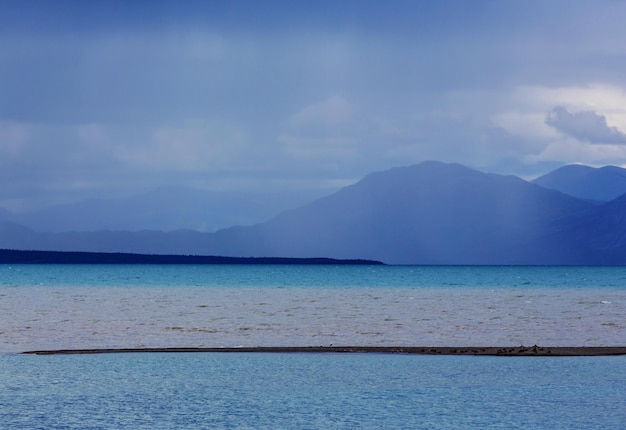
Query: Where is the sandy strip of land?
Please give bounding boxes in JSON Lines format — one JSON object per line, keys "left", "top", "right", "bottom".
{"left": 22, "top": 346, "right": 626, "bottom": 356}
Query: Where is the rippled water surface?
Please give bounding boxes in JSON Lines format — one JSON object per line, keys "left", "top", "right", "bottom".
{"left": 1, "top": 265, "right": 625, "bottom": 352}
{"left": 2, "top": 353, "right": 625, "bottom": 429}
{"left": 1, "top": 265, "right": 624, "bottom": 428}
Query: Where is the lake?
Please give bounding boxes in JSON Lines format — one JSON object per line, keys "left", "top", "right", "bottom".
{"left": 1, "top": 265, "right": 624, "bottom": 428}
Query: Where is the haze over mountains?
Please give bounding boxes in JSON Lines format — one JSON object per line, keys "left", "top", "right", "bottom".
{"left": 0, "top": 188, "right": 329, "bottom": 233}
{"left": 2, "top": 161, "right": 626, "bottom": 264}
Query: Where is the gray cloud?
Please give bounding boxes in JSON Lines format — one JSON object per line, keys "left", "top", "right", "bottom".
{"left": 2, "top": 1, "right": 626, "bottom": 212}
{"left": 545, "top": 106, "right": 626, "bottom": 145}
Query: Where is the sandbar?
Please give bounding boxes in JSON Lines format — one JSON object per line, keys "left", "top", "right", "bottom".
{"left": 22, "top": 346, "right": 626, "bottom": 356}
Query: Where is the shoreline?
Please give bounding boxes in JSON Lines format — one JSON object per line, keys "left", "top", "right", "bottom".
{"left": 22, "top": 346, "right": 626, "bottom": 356}
{"left": 0, "top": 249, "right": 382, "bottom": 265}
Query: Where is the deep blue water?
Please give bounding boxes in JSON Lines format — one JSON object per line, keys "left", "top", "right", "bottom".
{"left": 1, "top": 352, "right": 625, "bottom": 429}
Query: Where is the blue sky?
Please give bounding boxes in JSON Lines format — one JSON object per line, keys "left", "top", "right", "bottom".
{"left": 2, "top": 1, "right": 626, "bottom": 211}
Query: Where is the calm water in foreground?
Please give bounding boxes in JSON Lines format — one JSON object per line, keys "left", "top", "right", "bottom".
{"left": 1, "top": 265, "right": 625, "bottom": 428}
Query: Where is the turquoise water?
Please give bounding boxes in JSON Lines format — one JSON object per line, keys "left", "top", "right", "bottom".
{"left": 0, "top": 265, "right": 625, "bottom": 428}
{"left": 2, "top": 264, "right": 626, "bottom": 288}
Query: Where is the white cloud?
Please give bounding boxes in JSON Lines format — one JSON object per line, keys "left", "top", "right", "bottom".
{"left": 476, "top": 84, "right": 626, "bottom": 168}
{"left": 525, "top": 138, "right": 626, "bottom": 166}
{"left": 515, "top": 84, "right": 626, "bottom": 111}
{"left": 289, "top": 96, "right": 354, "bottom": 130}
{"left": 115, "top": 121, "right": 248, "bottom": 171}
{"left": 0, "top": 121, "right": 29, "bottom": 157}
{"left": 482, "top": 85, "right": 626, "bottom": 166}
{"left": 279, "top": 134, "right": 357, "bottom": 159}
{"left": 545, "top": 106, "right": 626, "bottom": 145}
{"left": 510, "top": 85, "right": 626, "bottom": 135}
{"left": 76, "top": 123, "right": 107, "bottom": 143}
{"left": 492, "top": 112, "right": 559, "bottom": 142}
{"left": 281, "top": 96, "right": 358, "bottom": 160}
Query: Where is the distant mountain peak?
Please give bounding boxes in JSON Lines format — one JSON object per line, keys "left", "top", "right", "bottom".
{"left": 359, "top": 161, "right": 486, "bottom": 184}
{"left": 533, "top": 164, "right": 626, "bottom": 202}
{"left": 4, "top": 161, "right": 626, "bottom": 264}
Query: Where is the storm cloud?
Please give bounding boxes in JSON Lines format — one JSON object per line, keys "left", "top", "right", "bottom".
{"left": 2, "top": 1, "right": 626, "bottom": 211}
{"left": 546, "top": 106, "right": 626, "bottom": 145}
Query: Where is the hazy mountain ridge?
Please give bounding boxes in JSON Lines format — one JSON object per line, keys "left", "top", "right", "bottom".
{"left": 2, "top": 161, "right": 626, "bottom": 264}
{"left": 210, "top": 162, "right": 594, "bottom": 264}
{"left": 530, "top": 193, "right": 626, "bottom": 264}
{"left": 532, "top": 164, "right": 626, "bottom": 202}
{"left": 0, "top": 187, "right": 331, "bottom": 233}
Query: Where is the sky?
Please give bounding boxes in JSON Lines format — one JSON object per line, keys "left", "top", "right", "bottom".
{"left": 2, "top": 0, "right": 626, "bottom": 212}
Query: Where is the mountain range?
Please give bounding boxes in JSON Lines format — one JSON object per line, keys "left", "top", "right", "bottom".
{"left": 2, "top": 161, "right": 626, "bottom": 264}
{"left": 0, "top": 187, "right": 329, "bottom": 233}
{"left": 532, "top": 164, "right": 626, "bottom": 202}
